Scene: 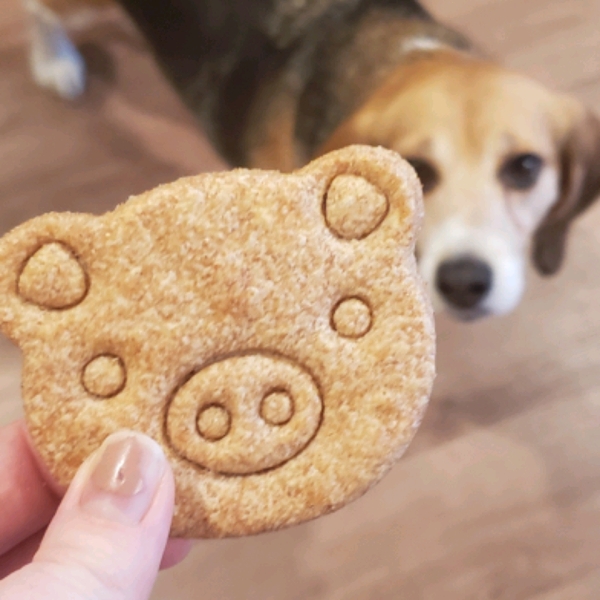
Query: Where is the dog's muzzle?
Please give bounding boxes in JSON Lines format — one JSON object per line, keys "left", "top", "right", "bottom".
{"left": 417, "top": 223, "right": 526, "bottom": 320}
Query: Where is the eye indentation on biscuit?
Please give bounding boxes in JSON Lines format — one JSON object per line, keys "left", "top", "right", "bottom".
{"left": 82, "top": 355, "right": 126, "bottom": 398}
{"left": 332, "top": 297, "right": 372, "bottom": 338}
{"left": 197, "top": 404, "right": 231, "bottom": 441}
{"left": 260, "top": 390, "right": 294, "bottom": 426}
{"left": 18, "top": 242, "right": 88, "bottom": 309}
{"left": 166, "top": 353, "right": 323, "bottom": 475}
{"left": 324, "top": 175, "right": 388, "bottom": 239}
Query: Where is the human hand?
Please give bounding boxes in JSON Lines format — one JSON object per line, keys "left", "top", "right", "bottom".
{"left": 0, "top": 421, "right": 192, "bottom": 599}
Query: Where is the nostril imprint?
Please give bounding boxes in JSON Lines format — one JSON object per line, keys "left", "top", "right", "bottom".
{"left": 260, "top": 390, "right": 294, "bottom": 426}
{"left": 331, "top": 297, "right": 373, "bottom": 338}
{"left": 197, "top": 404, "right": 231, "bottom": 441}
{"left": 82, "top": 354, "right": 126, "bottom": 398}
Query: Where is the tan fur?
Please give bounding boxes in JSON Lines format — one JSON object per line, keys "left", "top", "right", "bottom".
{"left": 245, "top": 73, "right": 303, "bottom": 173}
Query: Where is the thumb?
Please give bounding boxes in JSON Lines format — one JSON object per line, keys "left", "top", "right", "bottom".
{"left": 2, "top": 431, "right": 176, "bottom": 600}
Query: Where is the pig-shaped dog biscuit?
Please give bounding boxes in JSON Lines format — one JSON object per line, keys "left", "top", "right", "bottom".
{"left": 0, "top": 146, "right": 435, "bottom": 538}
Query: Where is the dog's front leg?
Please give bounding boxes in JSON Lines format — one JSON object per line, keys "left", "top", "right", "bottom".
{"left": 24, "top": 0, "right": 86, "bottom": 100}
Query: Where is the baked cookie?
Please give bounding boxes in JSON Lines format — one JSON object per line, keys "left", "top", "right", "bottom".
{"left": 0, "top": 145, "right": 435, "bottom": 538}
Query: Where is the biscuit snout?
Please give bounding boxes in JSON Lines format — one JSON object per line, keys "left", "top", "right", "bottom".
{"left": 166, "top": 353, "right": 323, "bottom": 475}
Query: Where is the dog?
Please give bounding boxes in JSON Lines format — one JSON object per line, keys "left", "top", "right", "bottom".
{"left": 23, "top": 0, "right": 600, "bottom": 321}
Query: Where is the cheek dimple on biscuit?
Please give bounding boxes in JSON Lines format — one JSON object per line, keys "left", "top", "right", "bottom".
{"left": 331, "top": 297, "right": 373, "bottom": 338}
{"left": 0, "top": 145, "right": 435, "bottom": 539}
{"left": 82, "top": 354, "right": 126, "bottom": 398}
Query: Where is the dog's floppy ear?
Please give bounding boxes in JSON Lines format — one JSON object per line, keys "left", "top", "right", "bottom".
{"left": 533, "top": 101, "right": 600, "bottom": 275}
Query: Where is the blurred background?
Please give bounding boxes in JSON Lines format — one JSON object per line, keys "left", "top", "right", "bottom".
{"left": 1, "top": 0, "right": 599, "bottom": 598}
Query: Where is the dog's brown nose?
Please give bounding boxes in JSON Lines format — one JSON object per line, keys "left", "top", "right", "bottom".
{"left": 436, "top": 256, "right": 493, "bottom": 310}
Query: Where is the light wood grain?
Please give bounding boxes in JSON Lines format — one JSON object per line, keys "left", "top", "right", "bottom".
{"left": 1, "top": 0, "right": 599, "bottom": 598}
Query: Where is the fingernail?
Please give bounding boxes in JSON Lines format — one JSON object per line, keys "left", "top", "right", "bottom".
{"left": 80, "top": 432, "right": 166, "bottom": 525}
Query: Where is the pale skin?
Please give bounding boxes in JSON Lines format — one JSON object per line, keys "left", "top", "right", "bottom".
{"left": 0, "top": 421, "right": 193, "bottom": 599}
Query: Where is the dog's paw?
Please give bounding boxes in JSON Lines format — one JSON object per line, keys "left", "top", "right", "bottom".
{"left": 0, "top": 146, "right": 435, "bottom": 538}
{"left": 30, "top": 39, "right": 86, "bottom": 100}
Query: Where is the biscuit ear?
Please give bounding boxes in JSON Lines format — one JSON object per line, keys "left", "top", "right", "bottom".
{"left": 304, "top": 145, "right": 423, "bottom": 245}
{"left": 0, "top": 213, "right": 92, "bottom": 341}
{"left": 533, "top": 102, "right": 600, "bottom": 275}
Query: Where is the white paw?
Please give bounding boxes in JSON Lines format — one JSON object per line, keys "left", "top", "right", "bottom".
{"left": 30, "top": 44, "right": 86, "bottom": 100}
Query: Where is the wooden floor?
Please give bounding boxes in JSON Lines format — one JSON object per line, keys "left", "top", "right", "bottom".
{"left": 1, "top": 0, "right": 600, "bottom": 598}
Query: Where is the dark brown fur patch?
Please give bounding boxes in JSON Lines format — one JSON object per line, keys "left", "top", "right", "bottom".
{"left": 116, "top": 0, "right": 465, "bottom": 166}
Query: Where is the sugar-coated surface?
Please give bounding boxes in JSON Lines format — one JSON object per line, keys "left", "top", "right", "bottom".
{"left": 0, "top": 145, "right": 435, "bottom": 538}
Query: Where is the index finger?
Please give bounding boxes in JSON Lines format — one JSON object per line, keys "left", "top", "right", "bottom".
{"left": 0, "top": 420, "right": 60, "bottom": 556}
{"left": 0, "top": 421, "right": 193, "bottom": 573}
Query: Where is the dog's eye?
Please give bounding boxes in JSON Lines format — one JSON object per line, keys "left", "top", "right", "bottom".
{"left": 405, "top": 158, "right": 439, "bottom": 195}
{"left": 499, "top": 153, "right": 544, "bottom": 190}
